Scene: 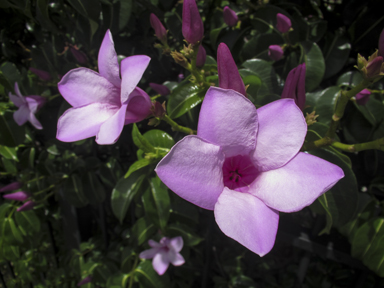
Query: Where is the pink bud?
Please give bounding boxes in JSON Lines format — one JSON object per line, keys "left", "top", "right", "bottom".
{"left": 268, "top": 45, "right": 284, "bottom": 61}
{"left": 29, "top": 67, "right": 52, "bottom": 81}
{"left": 217, "top": 43, "right": 246, "bottom": 96}
{"left": 182, "top": 0, "right": 204, "bottom": 44}
{"left": 366, "top": 56, "right": 383, "bottom": 78}
{"left": 281, "top": 63, "right": 306, "bottom": 110}
{"left": 355, "top": 89, "right": 371, "bottom": 105}
{"left": 16, "top": 200, "right": 35, "bottom": 212}
{"left": 379, "top": 28, "right": 384, "bottom": 57}
{"left": 149, "top": 83, "right": 170, "bottom": 96}
{"left": 70, "top": 47, "right": 87, "bottom": 64}
{"left": 150, "top": 13, "right": 168, "bottom": 44}
{"left": 3, "top": 191, "right": 30, "bottom": 201}
{"left": 0, "top": 182, "right": 22, "bottom": 193}
{"left": 77, "top": 276, "right": 92, "bottom": 286}
{"left": 276, "top": 13, "right": 291, "bottom": 33}
{"left": 196, "top": 45, "right": 206, "bottom": 68}
{"left": 223, "top": 6, "right": 238, "bottom": 27}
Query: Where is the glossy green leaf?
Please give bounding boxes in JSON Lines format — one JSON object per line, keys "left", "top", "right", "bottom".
{"left": 317, "top": 194, "right": 333, "bottom": 235}
{"left": 240, "top": 33, "right": 283, "bottom": 61}
{"left": 124, "top": 158, "right": 153, "bottom": 178}
{"left": 62, "top": 174, "right": 88, "bottom": 208}
{"left": 143, "top": 130, "right": 175, "bottom": 149}
{"left": 131, "top": 217, "right": 156, "bottom": 245}
{"left": 311, "top": 86, "right": 340, "bottom": 126}
{"left": 15, "top": 210, "right": 40, "bottom": 235}
{"left": 241, "top": 59, "right": 278, "bottom": 95}
{"left": 242, "top": 74, "right": 262, "bottom": 100}
{"left": 323, "top": 33, "right": 351, "bottom": 79}
{"left": 301, "top": 41, "right": 325, "bottom": 91}
{"left": 132, "top": 124, "right": 155, "bottom": 153}
{"left": 0, "top": 145, "right": 18, "bottom": 161}
{"left": 2, "top": 158, "right": 17, "bottom": 174}
{"left": 0, "top": 62, "right": 21, "bottom": 88}
{"left": 0, "top": 203, "right": 12, "bottom": 219}
{"left": 336, "top": 71, "right": 363, "bottom": 87}
{"left": 118, "top": 0, "right": 132, "bottom": 31}
{"left": 135, "top": 260, "right": 170, "bottom": 288}
{"left": 2, "top": 243, "right": 20, "bottom": 261}
{"left": 106, "top": 272, "right": 130, "bottom": 288}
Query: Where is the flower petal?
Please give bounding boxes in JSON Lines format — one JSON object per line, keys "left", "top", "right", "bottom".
{"left": 152, "top": 252, "right": 170, "bottom": 275}
{"left": 57, "top": 103, "right": 118, "bottom": 142}
{"left": 169, "top": 236, "right": 183, "bottom": 253}
{"left": 120, "top": 55, "right": 151, "bottom": 104}
{"left": 58, "top": 68, "right": 120, "bottom": 107}
{"left": 214, "top": 188, "right": 279, "bottom": 257}
{"left": 249, "top": 152, "right": 344, "bottom": 212}
{"left": 124, "top": 88, "right": 152, "bottom": 124}
{"left": 197, "top": 87, "right": 257, "bottom": 157}
{"left": 139, "top": 248, "right": 160, "bottom": 259}
{"left": 148, "top": 239, "right": 163, "bottom": 248}
{"left": 13, "top": 105, "right": 29, "bottom": 126}
{"left": 28, "top": 111, "right": 43, "bottom": 130}
{"left": 98, "top": 30, "right": 121, "bottom": 88}
{"left": 169, "top": 250, "right": 185, "bottom": 266}
{"left": 252, "top": 99, "right": 307, "bottom": 171}
{"left": 156, "top": 135, "right": 225, "bottom": 210}
{"left": 96, "top": 103, "right": 128, "bottom": 145}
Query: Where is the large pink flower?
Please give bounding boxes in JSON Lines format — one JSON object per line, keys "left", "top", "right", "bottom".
{"left": 57, "top": 30, "right": 151, "bottom": 145}
{"left": 156, "top": 87, "right": 344, "bottom": 256}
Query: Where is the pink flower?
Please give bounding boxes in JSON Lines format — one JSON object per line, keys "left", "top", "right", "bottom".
{"left": 57, "top": 30, "right": 151, "bottom": 145}
{"left": 150, "top": 13, "right": 167, "bottom": 44}
{"left": 268, "top": 45, "right": 284, "bottom": 61}
{"left": 149, "top": 83, "right": 170, "bottom": 96}
{"left": 156, "top": 87, "right": 344, "bottom": 256}
{"left": 196, "top": 45, "right": 206, "bottom": 68}
{"left": 276, "top": 13, "right": 291, "bottom": 33}
{"left": 355, "top": 89, "right": 371, "bottom": 105}
{"left": 182, "top": 0, "right": 204, "bottom": 44}
{"left": 29, "top": 67, "right": 52, "bottom": 81}
{"left": 0, "top": 182, "right": 22, "bottom": 193}
{"left": 281, "top": 63, "right": 306, "bottom": 110}
{"left": 223, "top": 6, "right": 238, "bottom": 27}
{"left": 3, "top": 191, "right": 30, "bottom": 201}
{"left": 139, "top": 237, "right": 185, "bottom": 275}
{"left": 217, "top": 43, "right": 246, "bottom": 96}
{"left": 17, "top": 200, "right": 34, "bottom": 212}
{"left": 9, "top": 83, "right": 44, "bottom": 130}
{"left": 77, "top": 276, "right": 92, "bottom": 286}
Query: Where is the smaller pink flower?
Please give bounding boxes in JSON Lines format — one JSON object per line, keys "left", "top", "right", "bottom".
{"left": 223, "top": 6, "right": 238, "bottom": 27}
{"left": 0, "top": 182, "right": 22, "bottom": 193}
{"left": 17, "top": 200, "right": 35, "bottom": 212}
{"left": 3, "top": 191, "right": 30, "bottom": 201}
{"left": 276, "top": 13, "right": 291, "bottom": 33}
{"left": 9, "top": 83, "right": 44, "bottom": 130}
{"left": 77, "top": 276, "right": 92, "bottom": 286}
{"left": 268, "top": 45, "right": 284, "bottom": 61}
{"left": 355, "top": 89, "right": 371, "bottom": 105}
{"left": 139, "top": 237, "right": 185, "bottom": 275}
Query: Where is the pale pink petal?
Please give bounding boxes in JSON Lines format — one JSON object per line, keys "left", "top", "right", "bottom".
{"left": 197, "top": 87, "right": 257, "bottom": 157}
{"left": 152, "top": 252, "right": 170, "bottom": 275}
{"left": 155, "top": 136, "right": 225, "bottom": 210}
{"left": 96, "top": 103, "right": 127, "bottom": 145}
{"left": 58, "top": 68, "right": 120, "bottom": 107}
{"left": 26, "top": 97, "right": 39, "bottom": 113}
{"left": 168, "top": 250, "right": 185, "bottom": 266}
{"left": 249, "top": 152, "right": 344, "bottom": 212}
{"left": 13, "top": 105, "right": 29, "bottom": 126}
{"left": 139, "top": 248, "right": 160, "bottom": 259}
{"left": 169, "top": 236, "right": 183, "bottom": 253}
{"left": 98, "top": 30, "right": 121, "bottom": 88}
{"left": 120, "top": 55, "right": 151, "bottom": 103}
{"left": 148, "top": 239, "right": 163, "bottom": 248}
{"left": 214, "top": 188, "right": 279, "bottom": 257}
{"left": 28, "top": 111, "right": 43, "bottom": 130}
{"left": 9, "top": 92, "right": 25, "bottom": 107}
{"left": 14, "top": 82, "right": 23, "bottom": 98}
{"left": 124, "top": 88, "right": 152, "bottom": 124}
{"left": 57, "top": 103, "right": 118, "bottom": 142}
{"left": 252, "top": 99, "right": 307, "bottom": 171}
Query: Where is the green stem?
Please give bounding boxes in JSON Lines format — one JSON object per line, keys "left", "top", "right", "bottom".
{"left": 162, "top": 115, "right": 196, "bottom": 134}
{"left": 331, "top": 138, "right": 384, "bottom": 153}
{"left": 128, "top": 256, "right": 139, "bottom": 288}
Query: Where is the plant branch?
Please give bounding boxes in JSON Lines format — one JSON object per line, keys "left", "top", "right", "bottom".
{"left": 162, "top": 115, "right": 196, "bottom": 134}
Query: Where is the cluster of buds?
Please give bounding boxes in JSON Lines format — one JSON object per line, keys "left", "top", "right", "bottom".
{"left": 356, "top": 51, "right": 384, "bottom": 81}
{"left": 0, "top": 182, "right": 35, "bottom": 212}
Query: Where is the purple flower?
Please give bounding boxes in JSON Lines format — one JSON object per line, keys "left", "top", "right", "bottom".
{"left": 223, "top": 6, "right": 238, "bottom": 27}
{"left": 139, "top": 237, "right": 185, "bottom": 275}
{"left": 150, "top": 13, "right": 167, "bottom": 44}
{"left": 156, "top": 87, "right": 344, "bottom": 256}
{"left": 355, "top": 89, "right": 371, "bottom": 105}
{"left": 9, "top": 82, "right": 44, "bottom": 130}
{"left": 196, "top": 45, "right": 206, "bottom": 68}
{"left": 3, "top": 191, "right": 30, "bottom": 201}
{"left": 276, "top": 13, "right": 291, "bottom": 33}
{"left": 17, "top": 200, "right": 34, "bottom": 212}
{"left": 182, "top": 0, "right": 204, "bottom": 44}
{"left": 268, "top": 45, "right": 284, "bottom": 61}
{"left": 149, "top": 83, "right": 170, "bottom": 96}
{"left": 217, "top": 43, "right": 246, "bottom": 96}
{"left": 70, "top": 46, "right": 87, "bottom": 64}
{"left": 0, "top": 182, "right": 22, "bottom": 193}
{"left": 379, "top": 28, "right": 384, "bottom": 57}
{"left": 77, "top": 276, "right": 92, "bottom": 286}
{"left": 57, "top": 30, "right": 151, "bottom": 145}
{"left": 281, "top": 63, "right": 306, "bottom": 110}
{"left": 29, "top": 67, "right": 52, "bottom": 81}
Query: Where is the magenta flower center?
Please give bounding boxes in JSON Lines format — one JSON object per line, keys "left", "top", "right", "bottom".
{"left": 222, "top": 155, "right": 259, "bottom": 192}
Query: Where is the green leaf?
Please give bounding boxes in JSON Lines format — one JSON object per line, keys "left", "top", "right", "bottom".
{"left": 132, "top": 124, "right": 155, "bottom": 153}
{"left": 240, "top": 33, "right": 283, "bottom": 61}
{"left": 0, "top": 203, "right": 12, "bottom": 219}
{"left": 301, "top": 41, "right": 325, "bottom": 91}
{"left": 317, "top": 194, "right": 333, "bottom": 235}
{"left": 131, "top": 217, "right": 156, "bottom": 245}
{"left": 135, "top": 260, "right": 170, "bottom": 288}
{"left": 2, "top": 158, "right": 17, "bottom": 174}
{"left": 1, "top": 243, "right": 20, "bottom": 261}
{"left": 0, "top": 62, "right": 21, "bottom": 88}
{"left": 242, "top": 74, "right": 262, "bottom": 100}
{"left": 15, "top": 210, "right": 40, "bottom": 235}
{"left": 323, "top": 33, "right": 351, "bottom": 79}
{"left": 0, "top": 112, "right": 26, "bottom": 147}
{"left": 336, "top": 71, "right": 363, "bottom": 87}
{"left": 143, "top": 130, "right": 175, "bottom": 149}
{"left": 118, "top": 0, "right": 132, "bottom": 31}
{"left": 82, "top": 173, "right": 106, "bottom": 206}
{"left": 61, "top": 174, "right": 88, "bottom": 207}
{"left": 36, "top": 0, "right": 59, "bottom": 33}
{"left": 166, "top": 223, "right": 203, "bottom": 246}
{"left": 124, "top": 158, "right": 153, "bottom": 178}
{"left": 1, "top": 218, "right": 23, "bottom": 244}
{"left": 311, "top": 86, "right": 340, "bottom": 126}
{"left": 0, "top": 145, "right": 18, "bottom": 161}
{"left": 111, "top": 171, "right": 146, "bottom": 223}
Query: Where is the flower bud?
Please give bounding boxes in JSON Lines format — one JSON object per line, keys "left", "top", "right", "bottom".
{"left": 196, "top": 45, "right": 206, "bottom": 68}
{"left": 357, "top": 51, "right": 384, "bottom": 80}
{"left": 3, "top": 191, "right": 30, "bottom": 201}
{"left": 149, "top": 83, "right": 170, "bottom": 96}
{"left": 366, "top": 55, "right": 383, "bottom": 78}
{"left": 77, "top": 276, "right": 92, "bottom": 286}
{"left": 150, "top": 13, "right": 168, "bottom": 44}
{"left": 70, "top": 46, "right": 87, "bottom": 64}
{"left": 182, "top": 0, "right": 204, "bottom": 44}
{"left": 217, "top": 43, "right": 246, "bottom": 96}
{"left": 151, "top": 101, "right": 166, "bottom": 118}
{"left": 268, "top": 45, "right": 284, "bottom": 61}
{"left": 276, "top": 13, "right": 291, "bottom": 33}
{"left": 379, "top": 28, "right": 384, "bottom": 57}
{"left": 0, "top": 182, "right": 22, "bottom": 193}
{"left": 29, "top": 67, "right": 52, "bottom": 81}
{"left": 281, "top": 63, "right": 306, "bottom": 110}
{"left": 17, "top": 200, "right": 34, "bottom": 212}
{"left": 223, "top": 6, "right": 238, "bottom": 27}
{"left": 355, "top": 89, "right": 371, "bottom": 105}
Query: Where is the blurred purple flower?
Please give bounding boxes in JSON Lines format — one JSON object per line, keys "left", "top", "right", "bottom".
{"left": 150, "top": 13, "right": 167, "bottom": 44}
{"left": 223, "top": 6, "right": 238, "bottom": 27}
{"left": 156, "top": 87, "right": 344, "bottom": 256}
{"left": 70, "top": 46, "right": 87, "bottom": 64}
{"left": 196, "top": 45, "right": 206, "bottom": 68}
{"left": 268, "top": 45, "right": 284, "bottom": 61}
{"left": 77, "top": 276, "right": 92, "bottom": 286}
{"left": 149, "top": 83, "right": 170, "bottom": 96}
{"left": 217, "top": 43, "right": 246, "bottom": 96}
{"left": 379, "top": 28, "right": 384, "bottom": 57}
{"left": 17, "top": 200, "right": 34, "bottom": 212}
{"left": 9, "top": 82, "right": 44, "bottom": 130}
{"left": 57, "top": 30, "right": 152, "bottom": 145}
{"left": 355, "top": 89, "right": 371, "bottom": 105}
{"left": 140, "top": 237, "right": 185, "bottom": 275}
{"left": 281, "top": 63, "right": 306, "bottom": 110}
{"left": 3, "top": 191, "right": 30, "bottom": 201}
{"left": 29, "top": 67, "right": 52, "bottom": 81}
{"left": 0, "top": 182, "right": 22, "bottom": 193}
{"left": 276, "top": 13, "right": 291, "bottom": 33}
{"left": 178, "top": 73, "right": 184, "bottom": 82}
{"left": 182, "top": 0, "right": 204, "bottom": 44}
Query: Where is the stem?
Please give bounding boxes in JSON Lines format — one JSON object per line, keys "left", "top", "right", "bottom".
{"left": 162, "top": 115, "right": 196, "bottom": 134}
{"left": 128, "top": 256, "right": 139, "bottom": 288}
{"left": 331, "top": 138, "right": 384, "bottom": 153}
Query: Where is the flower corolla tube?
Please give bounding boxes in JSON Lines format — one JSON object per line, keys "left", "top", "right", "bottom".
{"left": 281, "top": 63, "right": 306, "bottom": 110}
{"left": 276, "top": 13, "right": 291, "bottom": 33}
{"left": 182, "top": 0, "right": 204, "bottom": 44}
{"left": 156, "top": 87, "right": 344, "bottom": 256}
{"left": 57, "top": 30, "right": 151, "bottom": 145}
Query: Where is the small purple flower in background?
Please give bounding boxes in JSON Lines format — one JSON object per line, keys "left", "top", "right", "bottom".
{"left": 223, "top": 6, "right": 238, "bottom": 27}
{"left": 355, "top": 89, "right": 371, "bottom": 105}
{"left": 268, "top": 45, "right": 284, "bottom": 61}
{"left": 196, "top": 45, "right": 206, "bottom": 68}
{"left": 276, "top": 13, "right": 291, "bottom": 33}
{"left": 156, "top": 87, "right": 344, "bottom": 256}
{"left": 77, "top": 276, "right": 92, "bottom": 286}
{"left": 178, "top": 73, "right": 184, "bottom": 82}
{"left": 0, "top": 182, "right": 22, "bottom": 193}
{"left": 9, "top": 82, "right": 44, "bottom": 130}
{"left": 149, "top": 83, "right": 170, "bottom": 96}
{"left": 70, "top": 46, "right": 87, "bottom": 64}
{"left": 29, "top": 67, "right": 52, "bottom": 81}
{"left": 3, "top": 191, "right": 31, "bottom": 201}
{"left": 379, "top": 28, "right": 384, "bottom": 57}
{"left": 217, "top": 43, "right": 246, "bottom": 96}
{"left": 150, "top": 13, "right": 168, "bottom": 44}
{"left": 17, "top": 200, "right": 35, "bottom": 212}
{"left": 182, "top": 0, "right": 204, "bottom": 44}
{"left": 57, "top": 30, "right": 151, "bottom": 145}
{"left": 281, "top": 63, "right": 306, "bottom": 110}
{"left": 140, "top": 237, "right": 185, "bottom": 275}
